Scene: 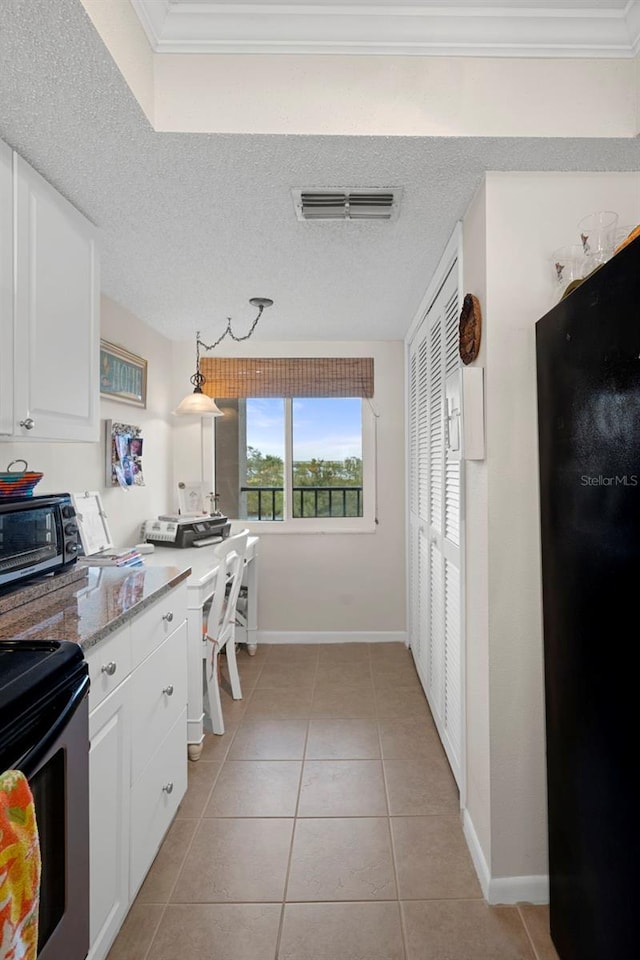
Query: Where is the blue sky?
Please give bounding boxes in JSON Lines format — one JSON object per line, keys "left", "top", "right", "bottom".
{"left": 247, "top": 398, "right": 362, "bottom": 461}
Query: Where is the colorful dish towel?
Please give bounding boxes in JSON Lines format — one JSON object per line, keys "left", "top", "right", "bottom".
{"left": 0, "top": 770, "right": 41, "bottom": 960}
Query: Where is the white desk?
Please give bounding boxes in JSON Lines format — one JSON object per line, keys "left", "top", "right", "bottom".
{"left": 143, "top": 536, "right": 258, "bottom": 759}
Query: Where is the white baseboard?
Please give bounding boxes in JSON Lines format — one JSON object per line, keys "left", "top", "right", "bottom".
{"left": 463, "top": 809, "right": 549, "bottom": 905}
{"left": 256, "top": 631, "right": 408, "bottom": 646}
{"left": 488, "top": 874, "right": 549, "bottom": 906}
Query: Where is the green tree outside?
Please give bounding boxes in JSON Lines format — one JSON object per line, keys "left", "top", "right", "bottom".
{"left": 244, "top": 446, "right": 363, "bottom": 518}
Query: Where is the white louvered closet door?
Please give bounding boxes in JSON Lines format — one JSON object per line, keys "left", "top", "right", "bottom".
{"left": 408, "top": 261, "right": 463, "bottom": 789}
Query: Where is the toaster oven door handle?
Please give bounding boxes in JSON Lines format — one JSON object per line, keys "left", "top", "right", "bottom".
{"left": 20, "top": 674, "right": 90, "bottom": 779}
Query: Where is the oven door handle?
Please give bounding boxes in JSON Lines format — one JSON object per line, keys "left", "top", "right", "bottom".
{"left": 20, "top": 675, "right": 90, "bottom": 779}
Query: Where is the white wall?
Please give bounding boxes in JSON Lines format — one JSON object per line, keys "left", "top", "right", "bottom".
{"left": 76, "top": 9, "right": 636, "bottom": 138}
{"left": 2, "top": 295, "right": 174, "bottom": 547}
{"left": 153, "top": 55, "right": 635, "bottom": 137}
{"left": 79, "top": 0, "right": 155, "bottom": 122}
{"left": 171, "top": 338, "right": 407, "bottom": 639}
{"left": 463, "top": 171, "right": 640, "bottom": 898}
{"left": 461, "top": 182, "right": 492, "bottom": 877}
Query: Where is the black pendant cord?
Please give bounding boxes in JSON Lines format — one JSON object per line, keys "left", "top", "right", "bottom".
{"left": 197, "top": 302, "right": 265, "bottom": 353}
{"left": 189, "top": 299, "right": 272, "bottom": 392}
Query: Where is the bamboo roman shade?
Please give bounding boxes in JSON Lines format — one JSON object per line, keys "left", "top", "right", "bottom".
{"left": 199, "top": 357, "right": 374, "bottom": 399}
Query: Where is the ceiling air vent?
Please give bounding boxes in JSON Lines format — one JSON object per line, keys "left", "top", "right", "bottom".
{"left": 292, "top": 188, "right": 401, "bottom": 221}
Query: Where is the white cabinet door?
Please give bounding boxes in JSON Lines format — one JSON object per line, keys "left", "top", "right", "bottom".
{"left": 130, "top": 709, "right": 187, "bottom": 898}
{"left": 0, "top": 140, "right": 13, "bottom": 436}
{"left": 408, "top": 260, "right": 464, "bottom": 789}
{"left": 88, "top": 678, "right": 131, "bottom": 960}
{"left": 13, "top": 153, "right": 99, "bottom": 441}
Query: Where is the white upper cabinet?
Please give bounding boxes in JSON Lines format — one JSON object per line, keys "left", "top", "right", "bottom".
{"left": 1, "top": 144, "right": 99, "bottom": 441}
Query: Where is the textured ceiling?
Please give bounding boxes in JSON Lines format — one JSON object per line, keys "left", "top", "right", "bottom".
{"left": 1, "top": 0, "right": 639, "bottom": 344}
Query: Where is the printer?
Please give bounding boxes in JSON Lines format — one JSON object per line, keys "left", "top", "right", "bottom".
{"left": 143, "top": 514, "right": 231, "bottom": 549}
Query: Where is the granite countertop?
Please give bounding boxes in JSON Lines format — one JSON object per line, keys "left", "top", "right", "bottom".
{"left": 0, "top": 563, "right": 191, "bottom": 651}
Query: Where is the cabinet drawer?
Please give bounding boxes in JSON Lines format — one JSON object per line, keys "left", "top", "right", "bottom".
{"left": 129, "top": 709, "right": 187, "bottom": 898}
{"left": 130, "top": 622, "right": 187, "bottom": 780}
{"left": 131, "top": 584, "right": 187, "bottom": 668}
{"left": 85, "top": 624, "right": 132, "bottom": 713}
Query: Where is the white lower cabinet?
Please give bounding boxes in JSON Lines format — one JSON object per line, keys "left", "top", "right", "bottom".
{"left": 89, "top": 678, "right": 131, "bottom": 960}
{"left": 130, "top": 709, "right": 187, "bottom": 897}
{"left": 130, "top": 621, "right": 188, "bottom": 897}
{"left": 87, "top": 584, "right": 188, "bottom": 960}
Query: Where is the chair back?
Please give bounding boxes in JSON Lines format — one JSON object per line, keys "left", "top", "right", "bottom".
{"left": 204, "top": 530, "right": 249, "bottom": 648}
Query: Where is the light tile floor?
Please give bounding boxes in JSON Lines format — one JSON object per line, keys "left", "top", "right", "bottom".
{"left": 107, "top": 643, "right": 560, "bottom": 960}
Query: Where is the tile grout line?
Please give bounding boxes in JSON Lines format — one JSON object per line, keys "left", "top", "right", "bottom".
{"left": 138, "top": 656, "right": 255, "bottom": 960}
{"left": 148, "top": 651, "right": 257, "bottom": 906}
{"left": 516, "top": 904, "right": 545, "bottom": 960}
{"left": 127, "top": 646, "right": 427, "bottom": 960}
{"left": 140, "top": 760, "right": 224, "bottom": 959}
{"left": 377, "top": 702, "right": 410, "bottom": 960}
{"left": 273, "top": 652, "right": 318, "bottom": 960}
{"left": 140, "top": 901, "right": 169, "bottom": 960}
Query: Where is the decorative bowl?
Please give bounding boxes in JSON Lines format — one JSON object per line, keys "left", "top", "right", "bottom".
{"left": 0, "top": 459, "right": 44, "bottom": 497}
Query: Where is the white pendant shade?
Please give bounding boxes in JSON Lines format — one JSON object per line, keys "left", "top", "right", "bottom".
{"left": 172, "top": 390, "right": 223, "bottom": 417}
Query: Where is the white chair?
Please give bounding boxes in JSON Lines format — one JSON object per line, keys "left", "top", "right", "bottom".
{"left": 227, "top": 526, "right": 251, "bottom": 650}
{"left": 202, "top": 530, "right": 249, "bottom": 735}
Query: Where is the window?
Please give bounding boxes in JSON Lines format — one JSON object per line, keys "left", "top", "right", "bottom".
{"left": 204, "top": 356, "right": 375, "bottom": 531}
{"left": 292, "top": 397, "right": 362, "bottom": 518}
{"left": 214, "top": 396, "right": 375, "bottom": 530}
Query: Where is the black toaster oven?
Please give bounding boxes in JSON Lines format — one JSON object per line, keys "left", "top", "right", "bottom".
{"left": 0, "top": 493, "right": 79, "bottom": 591}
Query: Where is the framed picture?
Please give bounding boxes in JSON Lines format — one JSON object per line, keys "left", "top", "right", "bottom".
{"left": 105, "top": 421, "right": 145, "bottom": 488}
{"left": 100, "top": 340, "right": 147, "bottom": 408}
{"left": 177, "top": 480, "right": 206, "bottom": 515}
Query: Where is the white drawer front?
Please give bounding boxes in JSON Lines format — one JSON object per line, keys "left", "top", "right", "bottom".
{"left": 130, "top": 622, "right": 187, "bottom": 781}
{"left": 131, "top": 584, "right": 187, "bottom": 668}
{"left": 129, "top": 709, "right": 187, "bottom": 898}
{"left": 85, "top": 624, "right": 132, "bottom": 713}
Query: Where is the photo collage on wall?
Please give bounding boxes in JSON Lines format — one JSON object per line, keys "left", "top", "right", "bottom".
{"left": 106, "top": 420, "right": 145, "bottom": 489}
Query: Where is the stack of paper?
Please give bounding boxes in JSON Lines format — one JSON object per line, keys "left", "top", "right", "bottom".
{"left": 79, "top": 548, "right": 143, "bottom": 568}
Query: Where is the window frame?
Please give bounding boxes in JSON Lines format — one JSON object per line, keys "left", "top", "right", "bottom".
{"left": 214, "top": 396, "right": 377, "bottom": 534}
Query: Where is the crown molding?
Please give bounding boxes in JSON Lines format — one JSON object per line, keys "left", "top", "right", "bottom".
{"left": 130, "top": 1, "right": 640, "bottom": 58}
{"left": 626, "top": 0, "right": 640, "bottom": 53}
{"left": 130, "top": 0, "right": 171, "bottom": 48}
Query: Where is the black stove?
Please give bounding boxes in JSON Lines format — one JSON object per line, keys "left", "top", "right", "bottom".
{"left": 0, "top": 638, "right": 90, "bottom": 960}
{"left": 0, "top": 639, "right": 87, "bottom": 773}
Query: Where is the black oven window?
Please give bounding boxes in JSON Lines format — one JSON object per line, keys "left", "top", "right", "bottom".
{"left": 30, "top": 748, "right": 66, "bottom": 950}
{"left": 0, "top": 507, "right": 60, "bottom": 573}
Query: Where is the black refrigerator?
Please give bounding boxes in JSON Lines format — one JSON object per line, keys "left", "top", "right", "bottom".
{"left": 536, "top": 236, "right": 640, "bottom": 960}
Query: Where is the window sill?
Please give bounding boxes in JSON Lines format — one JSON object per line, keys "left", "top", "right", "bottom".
{"left": 229, "top": 519, "right": 378, "bottom": 535}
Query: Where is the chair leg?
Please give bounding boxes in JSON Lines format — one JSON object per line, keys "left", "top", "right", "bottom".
{"left": 226, "top": 636, "right": 243, "bottom": 701}
{"left": 204, "top": 646, "right": 225, "bottom": 735}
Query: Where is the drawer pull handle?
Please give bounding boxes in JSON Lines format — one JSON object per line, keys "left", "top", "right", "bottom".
{"left": 162, "top": 612, "right": 174, "bottom": 623}
{"left": 19, "top": 417, "right": 35, "bottom": 430}
{"left": 162, "top": 781, "right": 174, "bottom": 795}
{"left": 101, "top": 661, "right": 117, "bottom": 677}
{"left": 163, "top": 684, "right": 174, "bottom": 697}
